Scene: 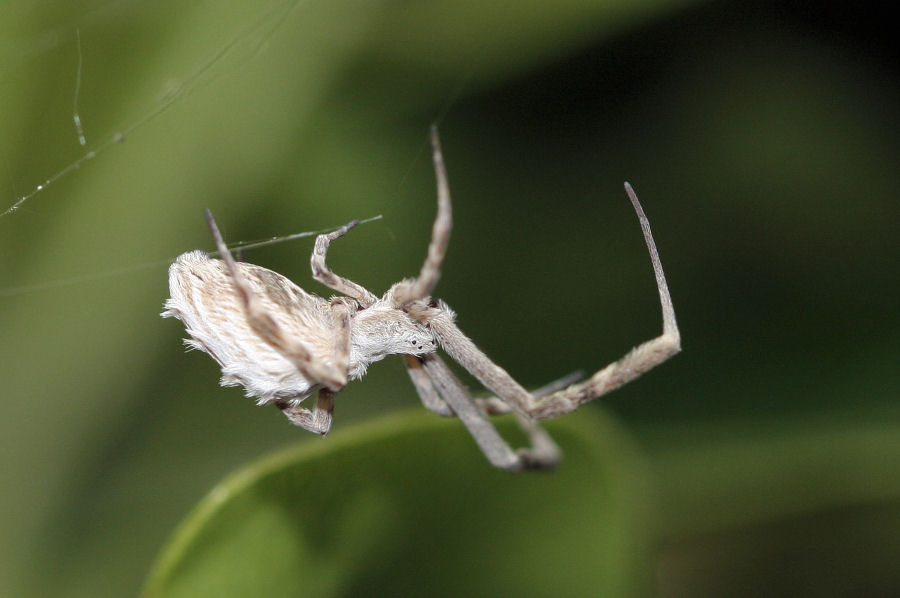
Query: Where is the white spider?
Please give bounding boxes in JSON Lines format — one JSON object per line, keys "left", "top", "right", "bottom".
{"left": 162, "top": 127, "right": 680, "bottom": 471}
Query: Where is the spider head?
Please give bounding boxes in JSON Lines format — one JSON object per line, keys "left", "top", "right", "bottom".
{"left": 350, "top": 294, "right": 440, "bottom": 368}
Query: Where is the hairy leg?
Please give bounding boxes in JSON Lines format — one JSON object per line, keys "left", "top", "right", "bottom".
{"left": 405, "top": 353, "right": 582, "bottom": 417}
{"left": 277, "top": 389, "right": 336, "bottom": 435}
{"left": 528, "top": 183, "right": 680, "bottom": 417}
{"left": 430, "top": 184, "right": 680, "bottom": 420}
{"left": 476, "top": 370, "right": 584, "bottom": 415}
{"left": 418, "top": 354, "right": 560, "bottom": 471}
{"left": 311, "top": 219, "right": 378, "bottom": 307}
{"left": 393, "top": 125, "right": 453, "bottom": 307}
{"left": 403, "top": 354, "right": 454, "bottom": 416}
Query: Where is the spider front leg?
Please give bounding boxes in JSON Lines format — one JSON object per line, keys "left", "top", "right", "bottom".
{"left": 476, "top": 370, "right": 585, "bottom": 415}
{"left": 403, "top": 354, "right": 582, "bottom": 418}
{"left": 393, "top": 125, "right": 452, "bottom": 307}
{"left": 403, "top": 354, "right": 454, "bottom": 417}
{"left": 417, "top": 354, "right": 560, "bottom": 471}
{"left": 429, "top": 184, "right": 680, "bottom": 421}
{"left": 205, "top": 210, "right": 350, "bottom": 392}
{"left": 311, "top": 219, "right": 378, "bottom": 307}
{"left": 526, "top": 183, "right": 680, "bottom": 418}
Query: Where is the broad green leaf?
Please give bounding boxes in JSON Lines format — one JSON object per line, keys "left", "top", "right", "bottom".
{"left": 142, "top": 410, "right": 655, "bottom": 598}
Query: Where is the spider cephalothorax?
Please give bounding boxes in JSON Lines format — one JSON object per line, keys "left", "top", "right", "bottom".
{"left": 163, "top": 127, "right": 680, "bottom": 471}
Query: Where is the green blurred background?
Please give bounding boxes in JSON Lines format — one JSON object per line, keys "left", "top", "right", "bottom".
{"left": 1, "top": 1, "right": 897, "bottom": 596}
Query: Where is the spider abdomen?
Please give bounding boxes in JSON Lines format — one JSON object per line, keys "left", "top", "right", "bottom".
{"left": 163, "top": 250, "right": 335, "bottom": 404}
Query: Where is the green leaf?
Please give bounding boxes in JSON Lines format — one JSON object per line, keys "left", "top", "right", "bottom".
{"left": 142, "top": 410, "right": 655, "bottom": 598}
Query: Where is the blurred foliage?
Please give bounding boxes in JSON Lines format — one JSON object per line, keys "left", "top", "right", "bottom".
{"left": 141, "top": 411, "right": 655, "bottom": 598}
{"left": 1, "top": 1, "right": 897, "bottom": 597}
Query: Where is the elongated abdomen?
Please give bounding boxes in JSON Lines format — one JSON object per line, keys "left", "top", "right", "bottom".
{"left": 162, "top": 250, "right": 333, "bottom": 404}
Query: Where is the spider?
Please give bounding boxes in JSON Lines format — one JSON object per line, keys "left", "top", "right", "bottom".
{"left": 162, "top": 127, "right": 680, "bottom": 471}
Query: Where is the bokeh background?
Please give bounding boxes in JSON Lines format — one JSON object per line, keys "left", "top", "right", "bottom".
{"left": 1, "top": 1, "right": 897, "bottom": 596}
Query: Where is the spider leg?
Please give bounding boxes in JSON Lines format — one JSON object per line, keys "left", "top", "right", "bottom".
{"left": 429, "top": 184, "right": 680, "bottom": 420}
{"left": 405, "top": 353, "right": 583, "bottom": 418}
{"left": 393, "top": 125, "right": 452, "bottom": 307}
{"left": 419, "top": 354, "right": 560, "bottom": 471}
{"left": 428, "top": 311, "right": 535, "bottom": 416}
{"left": 205, "top": 210, "right": 349, "bottom": 392}
{"left": 476, "top": 370, "right": 584, "bottom": 415}
{"left": 403, "top": 354, "right": 454, "bottom": 416}
{"left": 311, "top": 220, "right": 378, "bottom": 307}
{"left": 526, "top": 183, "right": 681, "bottom": 418}
{"left": 276, "top": 389, "right": 336, "bottom": 435}
{"left": 274, "top": 299, "right": 352, "bottom": 432}
{"left": 327, "top": 296, "right": 353, "bottom": 379}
